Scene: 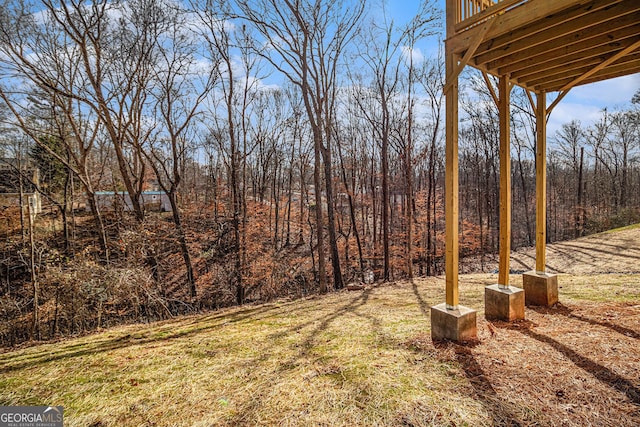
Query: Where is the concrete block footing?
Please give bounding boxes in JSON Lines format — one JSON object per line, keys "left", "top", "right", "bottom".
{"left": 523, "top": 271, "right": 558, "bottom": 307}
{"left": 431, "top": 303, "right": 477, "bottom": 342}
{"left": 484, "top": 284, "right": 525, "bottom": 321}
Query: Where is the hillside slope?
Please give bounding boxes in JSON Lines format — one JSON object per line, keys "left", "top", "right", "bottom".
{"left": 463, "top": 224, "right": 640, "bottom": 274}
{"left": 0, "top": 227, "right": 639, "bottom": 426}
{"left": 513, "top": 224, "right": 640, "bottom": 274}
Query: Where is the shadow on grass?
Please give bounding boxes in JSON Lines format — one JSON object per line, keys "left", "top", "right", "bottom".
{"left": 521, "top": 327, "right": 640, "bottom": 405}
{"left": 0, "top": 302, "right": 294, "bottom": 374}
{"left": 433, "top": 341, "right": 524, "bottom": 427}
{"left": 411, "top": 279, "right": 430, "bottom": 317}
{"left": 544, "top": 239, "right": 640, "bottom": 274}
{"left": 559, "top": 240, "right": 640, "bottom": 262}
{"left": 267, "top": 287, "right": 375, "bottom": 344}
{"left": 510, "top": 256, "right": 533, "bottom": 272}
{"left": 226, "top": 288, "right": 380, "bottom": 425}
{"left": 509, "top": 249, "right": 561, "bottom": 273}
{"left": 297, "top": 287, "right": 375, "bottom": 354}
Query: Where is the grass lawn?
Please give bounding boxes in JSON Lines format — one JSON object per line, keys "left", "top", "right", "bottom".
{"left": 1, "top": 273, "right": 639, "bottom": 426}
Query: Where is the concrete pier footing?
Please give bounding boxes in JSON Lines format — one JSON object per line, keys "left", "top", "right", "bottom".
{"left": 523, "top": 271, "right": 558, "bottom": 307}
{"left": 431, "top": 303, "right": 477, "bottom": 342}
{"left": 484, "top": 284, "right": 525, "bottom": 321}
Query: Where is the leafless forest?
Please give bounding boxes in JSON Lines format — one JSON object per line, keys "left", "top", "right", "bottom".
{"left": 0, "top": 0, "right": 638, "bottom": 346}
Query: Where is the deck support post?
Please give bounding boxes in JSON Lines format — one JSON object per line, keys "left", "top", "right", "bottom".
{"left": 485, "top": 75, "right": 524, "bottom": 321}
{"left": 498, "top": 75, "right": 513, "bottom": 289}
{"left": 523, "top": 91, "right": 558, "bottom": 307}
{"left": 432, "top": 0, "right": 477, "bottom": 342}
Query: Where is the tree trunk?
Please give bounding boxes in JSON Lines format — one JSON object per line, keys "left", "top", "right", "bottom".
{"left": 86, "top": 192, "right": 109, "bottom": 262}
{"left": 336, "top": 136, "right": 365, "bottom": 273}
{"left": 168, "top": 192, "right": 196, "bottom": 298}
{"left": 62, "top": 166, "right": 71, "bottom": 253}
{"left": 312, "top": 135, "right": 327, "bottom": 293}
{"left": 576, "top": 146, "right": 584, "bottom": 238}
{"left": 405, "top": 98, "right": 414, "bottom": 279}
{"left": 426, "top": 138, "right": 436, "bottom": 276}
{"left": 517, "top": 145, "right": 533, "bottom": 246}
{"left": 381, "top": 122, "right": 390, "bottom": 282}
{"left": 321, "top": 143, "right": 344, "bottom": 290}
{"left": 27, "top": 197, "right": 39, "bottom": 340}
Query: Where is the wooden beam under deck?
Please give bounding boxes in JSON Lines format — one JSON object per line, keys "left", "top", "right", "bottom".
{"left": 488, "top": 20, "right": 640, "bottom": 75}
{"left": 472, "top": 0, "right": 639, "bottom": 67}
{"left": 448, "top": 0, "right": 640, "bottom": 93}
{"left": 509, "top": 35, "right": 640, "bottom": 82}
{"left": 467, "top": 0, "right": 628, "bottom": 58}
{"left": 441, "top": 0, "right": 640, "bottom": 320}
{"left": 525, "top": 51, "right": 640, "bottom": 90}
{"left": 448, "top": 1, "right": 590, "bottom": 54}
{"left": 546, "top": 56, "right": 640, "bottom": 92}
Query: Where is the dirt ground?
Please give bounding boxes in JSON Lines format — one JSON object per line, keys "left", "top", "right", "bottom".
{"left": 428, "top": 301, "right": 640, "bottom": 426}
{"left": 448, "top": 225, "right": 640, "bottom": 426}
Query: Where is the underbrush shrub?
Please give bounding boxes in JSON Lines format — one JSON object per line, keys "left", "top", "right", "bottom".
{"left": 0, "top": 257, "right": 171, "bottom": 347}
{"left": 1, "top": 204, "right": 344, "bottom": 347}
{"left": 584, "top": 207, "right": 640, "bottom": 234}
{"left": 249, "top": 253, "right": 314, "bottom": 301}
{"left": 196, "top": 267, "right": 237, "bottom": 310}
{"left": 0, "top": 295, "right": 26, "bottom": 346}
{"left": 42, "top": 259, "right": 169, "bottom": 333}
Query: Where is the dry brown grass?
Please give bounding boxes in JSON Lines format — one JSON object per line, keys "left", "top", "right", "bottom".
{"left": 462, "top": 223, "right": 640, "bottom": 276}
{"left": 0, "top": 271, "right": 638, "bottom": 426}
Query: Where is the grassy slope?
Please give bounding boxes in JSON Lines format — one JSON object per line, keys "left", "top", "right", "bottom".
{"left": 2, "top": 274, "right": 638, "bottom": 426}
{"left": 462, "top": 222, "right": 640, "bottom": 275}
{"left": 1, "top": 228, "right": 639, "bottom": 426}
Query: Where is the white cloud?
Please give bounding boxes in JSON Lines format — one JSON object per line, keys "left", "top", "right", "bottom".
{"left": 401, "top": 46, "right": 425, "bottom": 65}
{"left": 548, "top": 102, "right": 602, "bottom": 136}
{"left": 547, "top": 74, "right": 639, "bottom": 135}
{"left": 245, "top": 75, "right": 280, "bottom": 93}
{"left": 185, "top": 12, "right": 236, "bottom": 35}
{"left": 568, "top": 74, "right": 640, "bottom": 105}
{"left": 191, "top": 57, "right": 214, "bottom": 76}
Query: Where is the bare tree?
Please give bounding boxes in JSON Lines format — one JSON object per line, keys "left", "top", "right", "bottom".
{"left": 552, "top": 120, "right": 585, "bottom": 237}
{"left": 352, "top": 1, "right": 437, "bottom": 281}
{"left": 194, "top": 0, "right": 273, "bottom": 303}
{"left": 352, "top": 19, "right": 399, "bottom": 282}
{"left": 396, "top": 8, "right": 439, "bottom": 278}
{"left": 418, "top": 56, "right": 445, "bottom": 275}
{"left": 234, "top": 0, "right": 366, "bottom": 292}
{"left": 0, "top": 3, "right": 111, "bottom": 256}
{"left": 40, "top": 0, "right": 160, "bottom": 222}
{"left": 0, "top": 0, "right": 182, "bottom": 256}
{"left": 145, "top": 4, "right": 217, "bottom": 298}
{"left": 610, "top": 110, "right": 638, "bottom": 209}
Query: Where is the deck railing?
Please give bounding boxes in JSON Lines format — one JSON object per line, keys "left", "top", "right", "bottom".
{"left": 459, "top": 0, "right": 498, "bottom": 23}
{"left": 455, "top": 0, "right": 527, "bottom": 32}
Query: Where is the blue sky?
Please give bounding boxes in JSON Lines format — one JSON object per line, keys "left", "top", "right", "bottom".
{"left": 386, "top": 0, "right": 640, "bottom": 136}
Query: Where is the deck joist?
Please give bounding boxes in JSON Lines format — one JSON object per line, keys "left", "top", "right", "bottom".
{"left": 441, "top": 0, "right": 639, "bottom": 313}
{"left": 448, "top": 0, "right": 640, "bottom": 92}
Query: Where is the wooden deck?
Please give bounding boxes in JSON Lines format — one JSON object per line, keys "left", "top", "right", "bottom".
{"left": 441, "top": 0, "right": 640, "bottom": 315}
{"left": 448, "top": 0, "right": 640, "bottom": 92}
